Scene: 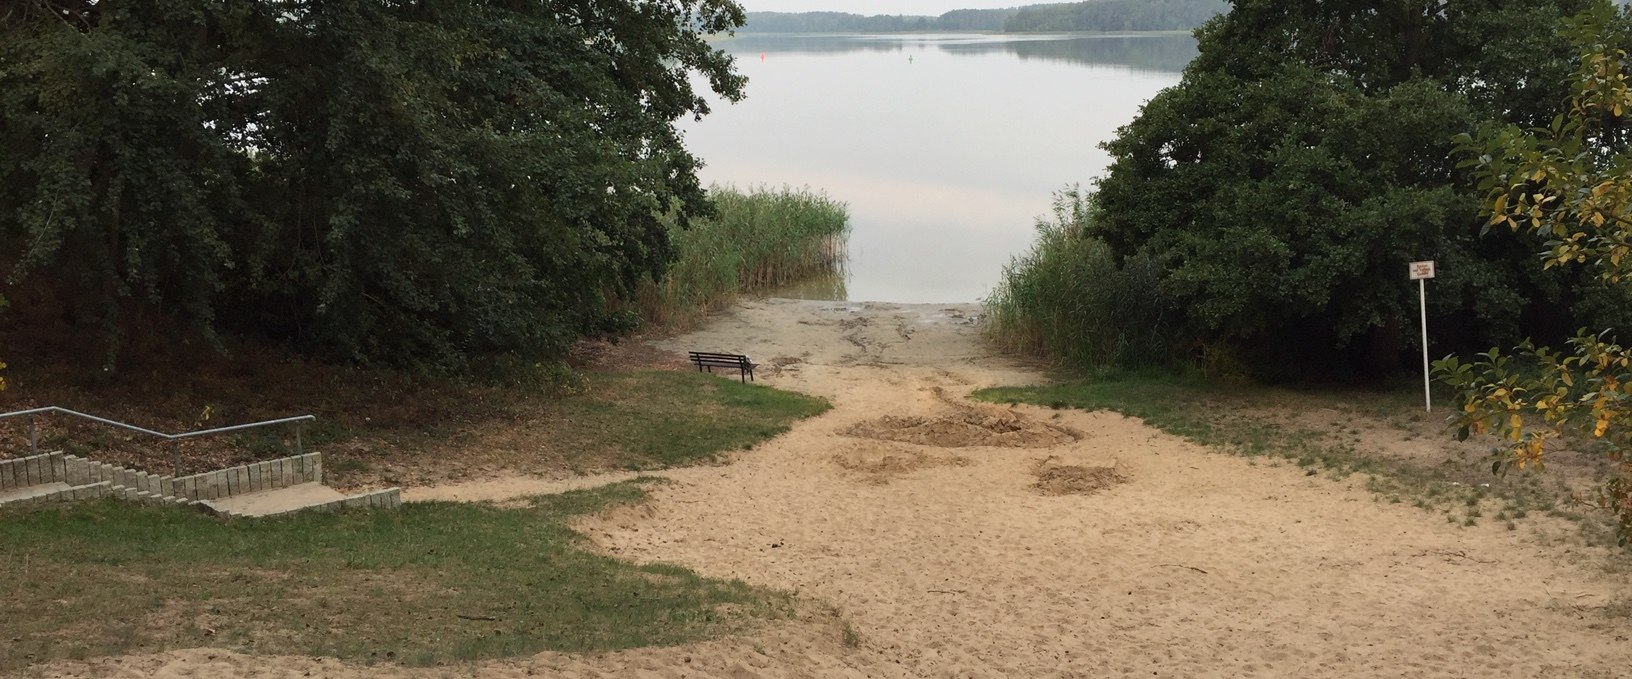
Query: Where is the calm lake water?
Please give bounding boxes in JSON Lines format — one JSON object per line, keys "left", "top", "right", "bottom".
{"left": 684, "top": 33, "right": 1196, "bottom": 303}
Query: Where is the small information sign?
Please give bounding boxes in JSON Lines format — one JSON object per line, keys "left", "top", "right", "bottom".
{"left": 1409, "top": 259, "right": 1436, "bottom": 412}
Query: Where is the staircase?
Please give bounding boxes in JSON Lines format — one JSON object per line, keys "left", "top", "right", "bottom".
{"left": 0, "top": 451, "right": 400, "bottom": 519}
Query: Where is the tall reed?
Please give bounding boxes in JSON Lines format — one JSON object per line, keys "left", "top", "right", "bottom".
{"left": 638, "top": 185, "right": 850, "bottom": 328}
{"left": 984, "top": 188, "right": 1177, "bottom": 369}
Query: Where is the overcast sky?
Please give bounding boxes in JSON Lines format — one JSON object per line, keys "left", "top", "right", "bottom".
{"left": 742, "top": 1, "right": 1020, "bottom": 15}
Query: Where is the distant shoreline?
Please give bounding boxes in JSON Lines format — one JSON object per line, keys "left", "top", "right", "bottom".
{"left": 728, "top": 30, "right": 1195, "bottom": 38}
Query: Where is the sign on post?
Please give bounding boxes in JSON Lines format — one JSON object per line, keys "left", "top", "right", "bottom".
{"left": 1410, "top": 261, "right": 1435, "bottom": 412}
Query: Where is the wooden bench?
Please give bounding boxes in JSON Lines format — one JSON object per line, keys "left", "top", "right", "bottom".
{"left": 688, "top": 351, "right": 757, "bottom": 382}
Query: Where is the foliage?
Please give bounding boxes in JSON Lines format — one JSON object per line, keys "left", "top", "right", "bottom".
{"left": 1436, "top": 9, "right": 1632, "bottom": 543}
{"left": 635, "top": 186, "right": 848, "bottom": 328}
{"left": 742, "top": 2, "right": 1225, "bottom": 34}
{"left": 1086, "top": 0, "right": 1622, "bottom": 377}
{"left": 743, "top": 9, "right": 1015, "bottom": 33}
{"left": 0, "top": 481, "right": 791, "bottom": 669}
{"left": 1004, "top": 0, "right": 1227, "bottom": 32}
{"left": 984, "top": 188, "right": 1177, "bottom": 370}
{"left": 0, "top": 0, "right": 747, "bottom": 372}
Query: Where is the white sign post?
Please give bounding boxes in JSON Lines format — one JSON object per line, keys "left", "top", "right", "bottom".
{"left": 1409, "top": 261, "right": 1436, "bottom": 412}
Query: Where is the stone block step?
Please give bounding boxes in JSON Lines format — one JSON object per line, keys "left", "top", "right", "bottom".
{"left": 0, "top": 481, "right": 73, "bottom": 505}
{"left": 202, "top": 482, "right": 347, "bottom": 518}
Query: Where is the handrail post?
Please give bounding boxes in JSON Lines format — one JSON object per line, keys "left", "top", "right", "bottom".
{"left": 27, "top": 414, "right": 37, "bottom": 455}
{"left": 171, "top": 439, "right": 180, "bottom": 477}
{"left": 295, "top": 421, "right": 304, "bottom": 456}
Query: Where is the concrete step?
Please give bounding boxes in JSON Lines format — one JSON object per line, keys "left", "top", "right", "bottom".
{"left": 203, "top": 482, "right": 347, "bottom": 518}
{"left": 0, "top": 481, "right": 110, "bottom": 508}
{"left": 0, "top": 481, "right": 73, "bottom": 505}
{"left": 1, "top": 451, "right": 398, "bottom": 519}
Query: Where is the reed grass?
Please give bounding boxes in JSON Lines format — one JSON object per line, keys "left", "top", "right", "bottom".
{"left": 983, "top": 188, "right": 1177, "bottom": 369}
{"left": 636, "top": 186, "right": 849, "bottom": 328}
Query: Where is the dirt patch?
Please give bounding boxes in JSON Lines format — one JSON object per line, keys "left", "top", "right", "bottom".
{"left": 762, "top": 355, "right": 808, "bottom": 378}
{"left": 831, "top": 443, "right": 970, "bottom": 484}
{"left": 844, "top": 389, "right": 1077, "bottom": 448}
{"left": 568, "top": 336, "right": 691, "bottom": 372}
{"left": 1031, "top": 456, "right": 1128, "bottom": 496}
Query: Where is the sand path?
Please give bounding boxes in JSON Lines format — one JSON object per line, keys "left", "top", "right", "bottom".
{"left": 28, "top": 299, "right": 1631, "bottom": 678}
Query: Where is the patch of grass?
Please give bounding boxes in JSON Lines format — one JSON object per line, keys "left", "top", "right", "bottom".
{"left": 975, "top": 375, "right": 1384, "bottom": 478}
{"left": 839, "top": 618, "right": 862, "bottom": 648}
{"left": 0, "top": 481, "right": 790, "bottom": 670}
{"left": 552, "top": 371, "right": 830, "bottom": 470}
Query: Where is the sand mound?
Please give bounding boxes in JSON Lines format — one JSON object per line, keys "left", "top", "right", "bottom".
{"left": 1031, "top": 456, "right": 1127, "bottom": 495}
{"left": 844, "top": 409, "right": 1076, "bottom": 448}
{"left": 831, "top": 443, "right": 970, "bottom": 484}
{"left": 843, "top": 387, "right": 1077, "bottom": 448}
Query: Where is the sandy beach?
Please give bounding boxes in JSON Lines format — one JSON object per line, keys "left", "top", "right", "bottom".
{"left": 28, "top": 299, "right": 1631, "bottom": 678}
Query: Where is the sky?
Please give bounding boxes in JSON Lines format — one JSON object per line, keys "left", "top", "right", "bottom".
{"left": 742, "top": 1, "right": 1020, "bottom": 16}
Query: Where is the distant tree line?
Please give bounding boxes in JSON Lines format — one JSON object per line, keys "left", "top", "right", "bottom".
{"left": 0, "top": 0, "right": 747, "bottom": 373}
{"left": 742, "top": 9, "right": 1016, "bottom": 33}
{"left": 1005, "top": 0, "right": 1228, "bottom": 32}
{"left": 741, "top": 1, "right": 1227, "bottom": 33}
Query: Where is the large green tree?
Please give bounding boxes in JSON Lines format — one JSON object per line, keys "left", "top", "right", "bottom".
{"left": 0, "top": 0, "right": 745, "bottom": 371}
{"left": 1091, "top": 0, "right": 1622, "bottom": 374}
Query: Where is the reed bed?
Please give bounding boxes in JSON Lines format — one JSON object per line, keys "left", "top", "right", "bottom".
{"left": 984, "top": 189, "right": 1176, "bottom": 370}
{"left": 638, "top": 186, "right": 850, "bottom": 328}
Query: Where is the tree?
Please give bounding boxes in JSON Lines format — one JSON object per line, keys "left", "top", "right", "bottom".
{"left": 1003, "top": 0, "right": 1227, "bottom": 32}
{"left": 0, "top": 0, "right": 747, "bottom": 372}
{"left": 1436, "top": 9, "right": 1632, "bottom": 542}
{"left": 1090, "top": 0, "right": 1618, "bottom": 375}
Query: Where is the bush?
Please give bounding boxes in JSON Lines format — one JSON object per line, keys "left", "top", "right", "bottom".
{"left": 984, "top": 189, "right": 1178, "bottom": 370}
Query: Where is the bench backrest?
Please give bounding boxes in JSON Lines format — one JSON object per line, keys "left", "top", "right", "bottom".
{"left": 689, "top": 352, "right": 751, "bottom": 365}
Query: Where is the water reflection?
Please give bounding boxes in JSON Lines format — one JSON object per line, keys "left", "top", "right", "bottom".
{"left": 687, "top": 33, "right": 1193, "bottom": 303}
{"left": 719, "top": 33, "right": 1198, "bottom": 73}
{"left": 766, "top": 269, "right": 850, "bottom": 301}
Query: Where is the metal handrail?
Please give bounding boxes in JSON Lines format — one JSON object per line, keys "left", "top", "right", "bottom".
{"left": 1, "top": 406, "right": 316, "bottom": 475}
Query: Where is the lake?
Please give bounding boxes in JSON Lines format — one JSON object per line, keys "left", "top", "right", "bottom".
{"left": 684, "top": 32, "right": 1196, "bottom": 304}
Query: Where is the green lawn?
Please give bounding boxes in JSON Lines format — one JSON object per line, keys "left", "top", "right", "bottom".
{"left": 1, "top": 370, "right": 832, "bottom": 670}
{"left": 554, "top": 370, "right": 831, "bottom": 469}
{"left": 0, "top": 481, "right": 790, "bottom": 670}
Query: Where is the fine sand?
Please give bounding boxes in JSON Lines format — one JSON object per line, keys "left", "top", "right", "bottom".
{"left": 27, "top": 299, "right": 1632, "bottom": 678}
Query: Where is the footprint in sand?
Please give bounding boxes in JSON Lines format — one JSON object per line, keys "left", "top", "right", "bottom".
{"left": 830, "top": 443, "right": 971, "bottom": 485}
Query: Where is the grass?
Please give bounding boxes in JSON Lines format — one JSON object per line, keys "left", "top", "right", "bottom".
{"left": 0, "top": 481, "right": 791, "bottom": 670}
{"left": 635, "top": 185, "right": 850, "bottom": 329}
{"left": 549, "top": 370, "right": 831, "bottom": 470}
{"left": 1, "top": 340, "right": 829, "bottom": 483}
{"left": 972, "top": 373, "right": 1623, "bottom": 547}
